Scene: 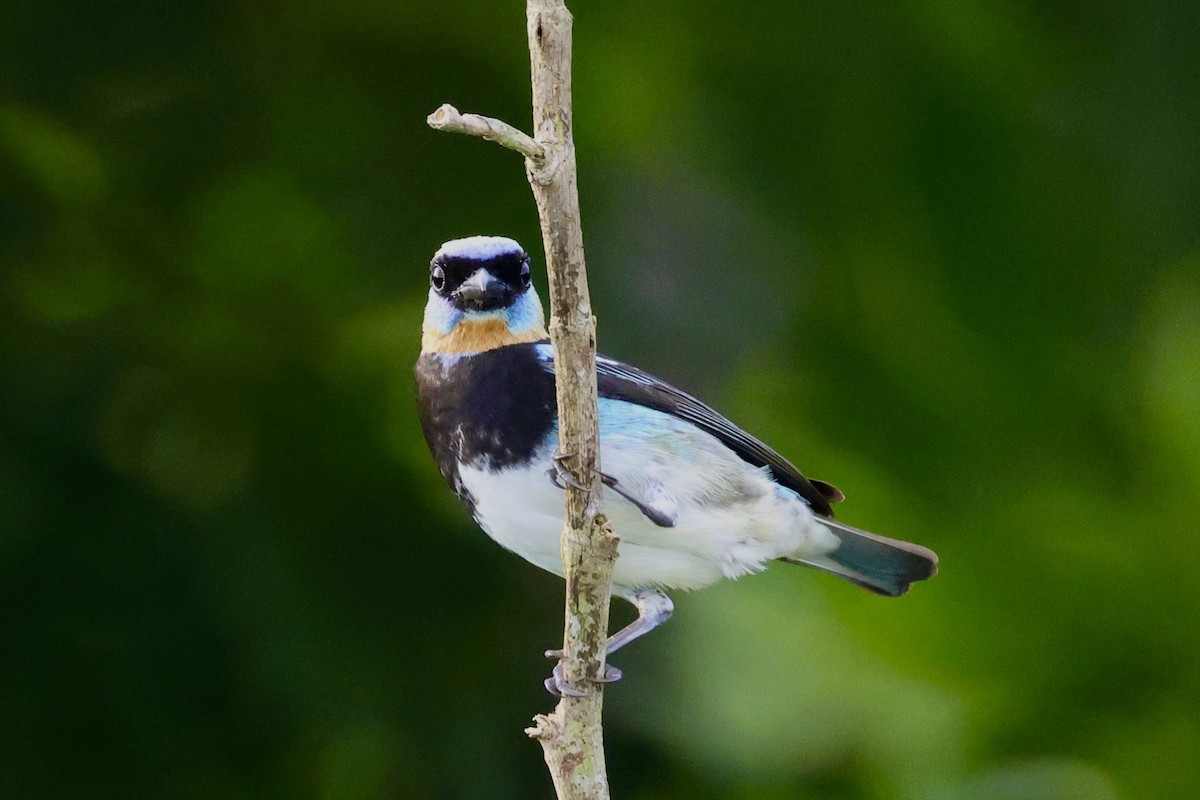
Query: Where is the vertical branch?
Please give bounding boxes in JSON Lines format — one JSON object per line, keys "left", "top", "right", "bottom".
{"left": 524, "top": 2, "right": 618, "bottom": 796}
{"left": 427, "top": 0, "right": 617, "bottom": 798}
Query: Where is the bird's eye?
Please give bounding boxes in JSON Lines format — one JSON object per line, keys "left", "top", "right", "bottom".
{"left": 520, "top": 260, "right": 531, "bottom": 288}
{"left": 431, "top": 265, "right": 446, "bottom": 291}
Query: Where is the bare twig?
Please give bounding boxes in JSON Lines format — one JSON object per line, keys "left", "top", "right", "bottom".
{"left": 425, "top": 104, "right": 546, "bottom": 162}
{"left": 427, "top": 1, "right": 616, "bottom": 798}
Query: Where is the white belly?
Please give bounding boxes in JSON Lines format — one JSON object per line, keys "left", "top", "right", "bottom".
{"left": 456, "top": 402, "right": 838, "bottom": 593}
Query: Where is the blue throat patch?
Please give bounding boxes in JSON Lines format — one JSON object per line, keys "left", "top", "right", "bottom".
{"left": 425, "top": 288, "right": 545, "bottom": 336}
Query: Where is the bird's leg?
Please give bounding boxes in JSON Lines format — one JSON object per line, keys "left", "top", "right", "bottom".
{"left": 547, "top": 459, "right": 677, "bottom": 528}
{"left": 601, "top": 474, "right": 677, "bottom": 528}
{"left": 543, "top": 589, "right": 674, "bottom": 696}
{"left": 606, "top": 589, "right": 675, "bottom": 655}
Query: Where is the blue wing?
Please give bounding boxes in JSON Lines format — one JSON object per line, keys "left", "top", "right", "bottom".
{"left": 532, "top": 344, "right": 842, "bottom": 517}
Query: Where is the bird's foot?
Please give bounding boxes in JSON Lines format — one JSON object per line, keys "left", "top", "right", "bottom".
{"left": 542, "top": 650, "right": 623, "bottom": 697}
{"left": 546, "top": 451, "right": 589, "bottom": 491}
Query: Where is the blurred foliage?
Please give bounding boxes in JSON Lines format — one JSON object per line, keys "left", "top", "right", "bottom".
{"left": 2, "top": 0, "right": 1199, "bottom": 798}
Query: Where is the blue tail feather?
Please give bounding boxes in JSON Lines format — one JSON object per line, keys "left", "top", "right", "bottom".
{"left": 786, "top": 519, "right": 938, "bottom": 597}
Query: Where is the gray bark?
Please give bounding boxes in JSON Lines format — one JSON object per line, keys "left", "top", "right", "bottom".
{"left": 427, "top": 1, "right": 616, "bottom": 797}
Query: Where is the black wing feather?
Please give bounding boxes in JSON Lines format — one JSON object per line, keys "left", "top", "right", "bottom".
{"left": 537, "top": 346, "right": 837, "bottom": 517}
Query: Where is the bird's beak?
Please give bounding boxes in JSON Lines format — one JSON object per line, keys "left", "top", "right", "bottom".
{"left": 455, "top": 269, "right": 508, "bottom": 308}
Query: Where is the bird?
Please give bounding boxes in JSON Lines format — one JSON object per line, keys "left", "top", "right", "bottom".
{"left": 414, "top": 235, "right": 938, "bottom": 695}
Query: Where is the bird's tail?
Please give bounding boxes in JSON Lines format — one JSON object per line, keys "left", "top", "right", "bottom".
{"left": 784, "top": 518, "right": 938, "bottom": 597}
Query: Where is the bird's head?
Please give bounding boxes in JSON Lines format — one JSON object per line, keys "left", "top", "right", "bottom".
{"left": 421, "top": 236, "right": 548, "bottom": 355}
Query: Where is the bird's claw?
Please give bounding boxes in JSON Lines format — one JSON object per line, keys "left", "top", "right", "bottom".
{"left": 543, "top": 652, "right": 623, "bottom": 697}
{"left": 598, "top": 664, "right": 623, "bottom": 683}
{"left": 546, "top": 451, "right": 589, "bottom": 491}
{"left": 544, "top": 662, "right": 590, "bottom": 697}
{"left": 545, "top": 454, "right": 629, "bottom": 503}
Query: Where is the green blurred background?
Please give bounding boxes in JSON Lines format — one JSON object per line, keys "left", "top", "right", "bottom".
{"left": 3, "top": 0, "right": 1199, "bottom": 798}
